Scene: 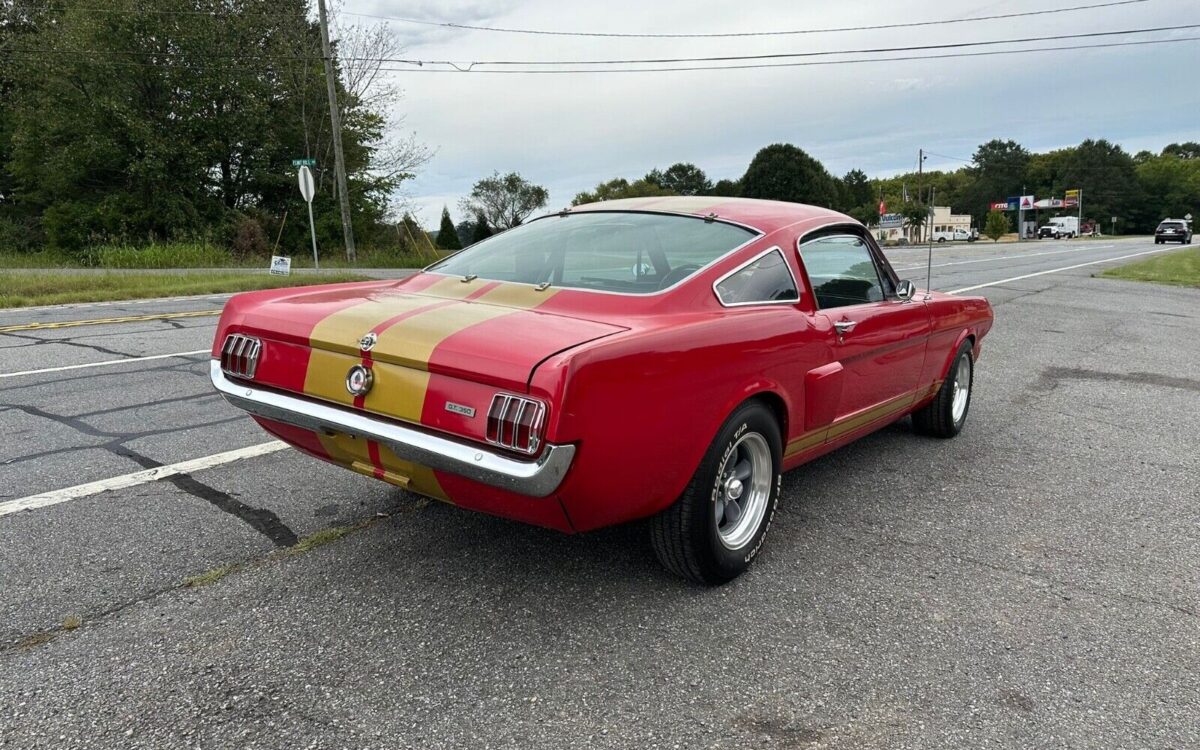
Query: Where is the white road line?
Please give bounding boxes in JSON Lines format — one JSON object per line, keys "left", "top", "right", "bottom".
{"left": 0, "top": 350, "right": 210, "bottom": 380}
{"left": 0, "top": 293, "right": 236, "bottom": 314}
{"left": 948, "top": 246, "right": 1178, "bottom": 294}
{"left": 893, "top": 244, "right": 1115, "bottom": 272}
{"left": 0, "top": 441, "right": 289, "bottom": 518}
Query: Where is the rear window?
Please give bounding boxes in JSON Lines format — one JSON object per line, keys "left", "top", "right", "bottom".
{"left": 1159, "top": 222, "right": 1184, "bottom": 229}
{"left": 429, "top": 212, "right": 757, "bottom": 294}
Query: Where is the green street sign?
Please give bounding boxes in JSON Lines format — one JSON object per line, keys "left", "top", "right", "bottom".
{"left": 291, "top": 158, "right": 316, "bottom": 168}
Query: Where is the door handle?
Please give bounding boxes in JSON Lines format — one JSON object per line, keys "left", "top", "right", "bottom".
{"left": 834, "top": 320, "right": 857, "bottom": 335}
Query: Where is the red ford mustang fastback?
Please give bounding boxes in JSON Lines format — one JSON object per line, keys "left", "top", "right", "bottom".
{"left": 212, "top": 196, "right": 993, "bottom": 584}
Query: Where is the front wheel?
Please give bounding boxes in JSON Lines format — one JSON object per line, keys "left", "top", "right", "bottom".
{"left": 912, "top": 341, "right": 975, "bottom": 439}
{"left": 651, "top": 402, "right": 782, "bottom": 585}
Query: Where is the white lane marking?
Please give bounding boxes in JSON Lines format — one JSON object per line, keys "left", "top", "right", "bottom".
{"left": 0, "top": 441, "right": 289, "bottom": 517}
{"left": 893, "top": 244, "right": 1115, "bottom": 272}
{"left": 0, "top": 293, "right": 236, "bottom": 314}
{"left": 0, "top": 350, "right": 210, "bottom": 380}
{"left": 948, "top": 246, "right": 1179, "bottom": 294}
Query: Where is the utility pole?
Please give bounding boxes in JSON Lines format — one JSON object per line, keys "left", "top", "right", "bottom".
{"left": 316, "top": 0, "right": 357, "bottom": 264}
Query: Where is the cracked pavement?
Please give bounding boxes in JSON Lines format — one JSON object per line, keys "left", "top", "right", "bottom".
{"left": 1, "top": 239, "right": 1198, "bottom": 749}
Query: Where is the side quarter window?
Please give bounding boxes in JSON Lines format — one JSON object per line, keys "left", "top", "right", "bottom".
{"left": 714, "top": 248, "right": 800, "bottom": 306}
{"left": 798, "top": 234, "right": 887, "bottom": 309}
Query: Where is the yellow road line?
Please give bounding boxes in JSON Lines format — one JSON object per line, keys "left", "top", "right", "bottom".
{"left": 0, "top": 310, "right": 220, "bottom": 333}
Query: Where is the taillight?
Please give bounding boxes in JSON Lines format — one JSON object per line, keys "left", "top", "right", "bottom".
{"left": 486, "top": 394, "right": 546, "bottom": 455}
{"left": 220, "top": 334, "right": 262, "bottom": 379}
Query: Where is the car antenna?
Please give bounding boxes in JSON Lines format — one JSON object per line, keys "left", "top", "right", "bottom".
{"left": 924, "top": 183, "right": 934, "bottom": 301}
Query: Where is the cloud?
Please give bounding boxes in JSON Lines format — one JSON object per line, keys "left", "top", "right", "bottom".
{"left": 346, "top": 0, "right": 1200, "bottom": 223}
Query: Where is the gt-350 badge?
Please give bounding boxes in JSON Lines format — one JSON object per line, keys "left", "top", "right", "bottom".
{"left": 358, "top": 332, "right": 378, "bottom": 352}
{"left": 445, "top": 402, "right": 476, "bottom": 418}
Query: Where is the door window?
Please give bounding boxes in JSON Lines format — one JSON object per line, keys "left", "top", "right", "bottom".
{"left": 798, "top": 235, "right": 886, "bottom": 309}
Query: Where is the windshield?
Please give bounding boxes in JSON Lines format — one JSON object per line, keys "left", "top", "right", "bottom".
{"left": 429, "top": 212, "right": 758, "bottom": 294}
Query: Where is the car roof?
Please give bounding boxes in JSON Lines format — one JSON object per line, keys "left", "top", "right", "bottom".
{"left": 566, "top": 196, "right": 854, "bottom": 234}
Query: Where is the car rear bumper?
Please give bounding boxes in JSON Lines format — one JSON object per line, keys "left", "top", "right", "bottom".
{"left": 209, "top": 360, "right": 575, "bottom": 498}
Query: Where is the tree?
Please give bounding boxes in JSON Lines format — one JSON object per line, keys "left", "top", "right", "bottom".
{"left": 459, "top": 171, "right": 548, "bottom": 230}
{"left": 471, "top": 212, "right": 493, "bottom": 243}
{"left": 900, "top": 202, "right": 931, "bottom": 241}
{"left": 709, "top": 178, "right": 742, "bottom": 197}
{"left": 573, "top": 178, "right": 673, "bottom": 206}
{"left": 1136, "top": 154, "right": 1200, "bottom": 226}
{"left": 965, "top": 139, "right": 1031, "bottom": 227}
{"left": 436, "top": 206, "right": 461, "bottom": 251}
{"left": 740, "top": 144, "right": 839, "bottom": 207}
{"left": 984, "top": 210, "right": 1010, "bottom": 242}
{"left": 839, "top": 169, "right": 874, "bottom": 213}
{"left": 645, "top": 163, "right": 712, "bottom": 196}
{"left": 1162, "top": 142, "right": 1200, "bottom": 160}
{"left": 1, "top": 0, "right": 427, "bottom": 254}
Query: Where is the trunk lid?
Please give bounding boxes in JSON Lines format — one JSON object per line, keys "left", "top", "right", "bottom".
{"left": 234, "top": 278, "right": 626, "bottom": 446}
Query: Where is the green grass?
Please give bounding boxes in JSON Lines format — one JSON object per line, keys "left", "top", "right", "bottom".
{"left": 184, "top": 563, "right": 242, "bottom": 588}
{"left": 1099, "top": 245, "right": 1200, "bottom": 287}
{"left": 0, "top": 242, "right": 438, "bottom": 270}
{"left": 0, "top": 270, "right": 371, "bottom": 308}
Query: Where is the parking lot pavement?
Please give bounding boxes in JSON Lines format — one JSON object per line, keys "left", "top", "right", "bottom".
{"left": 1, "top": 238, "right": 1198, "bottom": 747}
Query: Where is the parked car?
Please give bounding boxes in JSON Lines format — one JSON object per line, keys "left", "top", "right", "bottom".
{"left": 211, "top": 197, "right": 994, "bottom": 584}
{"left": 1155, "top": 219, "right": 1192, "bottom": 244}
{"left": 1039, "top": 216, "right": 1079, "bottom": 239}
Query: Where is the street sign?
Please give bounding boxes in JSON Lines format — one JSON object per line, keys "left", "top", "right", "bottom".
{"left": 269, "top": 255, "right": 292, "bottom": 276}
{"left": 1020, "top": 195, "right": 1035, "bottom": 210}
{"left": 297, "top": 165, "right": 319, "bottom": 269}
{"left": 297, "top": 166, "right": 316, "bottom": 203}
{"left": 292, "top": 158, "right": 316, "bottom": 168}
{"left": 879, "top": 213, "right": 904, "bottom": 229}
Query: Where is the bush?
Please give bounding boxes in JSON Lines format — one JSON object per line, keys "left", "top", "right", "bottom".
{"left": 230, "top": 216, "right": 269, "bottom": 258}
{"left": 96, "top": 243, "right": 231, "bottom": 269}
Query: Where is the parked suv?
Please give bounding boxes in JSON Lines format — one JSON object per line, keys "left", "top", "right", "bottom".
{"left": 1155, "top": 220, "right": 1192, "bottom": 244}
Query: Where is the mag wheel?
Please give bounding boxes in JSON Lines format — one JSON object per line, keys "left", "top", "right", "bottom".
{"left": 651, "top": 402, "right": 782, "bottom": 585}
{"left": 912, "top": 341, "right": 975, "bottom": 439}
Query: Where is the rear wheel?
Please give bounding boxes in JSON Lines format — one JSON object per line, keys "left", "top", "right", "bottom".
{"left": 651, "top": 402, "right": 782, "bottom": 585}
{"left": 912, "top": 341, "right": 974, "bottom": 439}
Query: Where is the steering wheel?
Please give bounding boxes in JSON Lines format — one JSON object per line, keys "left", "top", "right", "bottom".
{"left": 657, "top": 264, "right": 702, "bottom": 290}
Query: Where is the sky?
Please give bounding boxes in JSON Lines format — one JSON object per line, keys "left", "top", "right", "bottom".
{"left": 336, "top": 0, "right": 1200, "bottom": 225}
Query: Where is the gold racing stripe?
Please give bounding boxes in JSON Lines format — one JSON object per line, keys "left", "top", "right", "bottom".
{"left": 371, "top": 284, "right": 560, "bottom": 372}
{"left": 785, "top": 388, "right": 920, "bottom": 457}
{"left": 305, "top": 281, "right": 559, "bottom": 502}
{"left": 314, "top": 433, "right": 449, "bottom": 501}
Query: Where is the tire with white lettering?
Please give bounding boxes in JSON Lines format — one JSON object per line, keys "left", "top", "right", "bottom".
{"left": 650, "top": 402, "right": 782, "bottom": 585}
{"left": 912, "top": 340, "right": 974, "bottom": 438}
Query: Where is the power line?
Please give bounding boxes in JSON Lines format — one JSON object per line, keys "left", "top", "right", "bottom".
{"left": 343, "top": 0, "right": 1151, "bottom": 39}
{"left": 9, "top": 35, "right": 1197, "bottom": 74}
{"left": 416, "top": 24, "right": 1198, "bottom": 69}
{"left": 373, "top": 35, "right": 1200, "bottom": 74}
{"left": 10, "top": 24, "right": 1195, "bottom": 70}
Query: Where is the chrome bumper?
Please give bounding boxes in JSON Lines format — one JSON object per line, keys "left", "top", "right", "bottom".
{"left": 209, "top": 360, "right": 575, "bottom": 498}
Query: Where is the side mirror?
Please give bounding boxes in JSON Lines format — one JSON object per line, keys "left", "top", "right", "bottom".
{"left": 896, "top": 279, "right": 916, "bottom": 301}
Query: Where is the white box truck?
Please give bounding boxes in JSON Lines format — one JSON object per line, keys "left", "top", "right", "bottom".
{"left": 1038, "top": 216, "right": 1079, "bottom": 239}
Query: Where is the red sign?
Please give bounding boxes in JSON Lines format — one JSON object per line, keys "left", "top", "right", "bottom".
{"left": 879, "top": 200, "right": 887, "bottom": 216}
{"left": 991, "top": 201, "right": 1009, "bottom": 211}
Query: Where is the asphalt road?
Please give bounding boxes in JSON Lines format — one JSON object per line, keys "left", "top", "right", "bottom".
{"left": 2, "top": 236, "right": 1197, "bottom": 749}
